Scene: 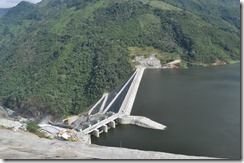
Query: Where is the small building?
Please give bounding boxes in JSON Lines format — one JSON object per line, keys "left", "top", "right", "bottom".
{"left": 135, "top": 56, "right": 144, "bottom": 62}
{"left": 58, "top": 130, "right": 70, "bottom": 140}
{"left": 136, "top": 54, "right": 161, "bottom": 68}
{"left": 147, "top": 54, "right": 161, "bottom": 68}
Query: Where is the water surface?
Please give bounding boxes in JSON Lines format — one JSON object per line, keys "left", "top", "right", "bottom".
{"left": 92, "top": 64, "right": 241, "bottom": 159}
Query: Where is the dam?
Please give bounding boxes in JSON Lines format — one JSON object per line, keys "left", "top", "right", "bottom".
{"left": 78, "top": 66, "right": 166, "bottom": 137}
{"left": 92, "top": 63, "right": 240, "bottom": 159}
{"left": 39, "top": 62, "right": 240, "bottom": 159}
{"left": 42, "top": 59, "right": 168, "bottom": 139}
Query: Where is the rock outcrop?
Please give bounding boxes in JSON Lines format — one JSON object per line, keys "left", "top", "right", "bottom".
{"left": 0, "top": 128, "right": 217, "bottom": 159}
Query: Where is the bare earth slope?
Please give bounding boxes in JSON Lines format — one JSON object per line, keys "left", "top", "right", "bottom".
{"left": 0, "top": 128, "right": 217, "bottom": 159}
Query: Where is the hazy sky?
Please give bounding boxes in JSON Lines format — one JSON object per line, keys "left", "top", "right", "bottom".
{"left": 0, "top": 0, "right": 42, "bottom": 8}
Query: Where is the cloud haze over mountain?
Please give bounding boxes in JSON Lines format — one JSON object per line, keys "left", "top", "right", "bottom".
{"left": 0, "top": 0, "right": 42, "bottom": 8}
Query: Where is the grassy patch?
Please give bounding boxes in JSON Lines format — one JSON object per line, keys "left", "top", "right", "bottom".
{"left": 27, "top": 121, "right": 40, "bottom": 133}
{"left": 27, "top": 121, "right": 51, "bottom": 139}
{"left": 128, "top": 46, "right": 180, "bottom": 65}
{"left": 72, "top": 0, "right": 110, "bottom": 20}
{"left": 138, "top": 14, "right": 161, "bottom": 34}
{"left": 139, "top": 0, "right": 181, "bottom": 11}
{"left": 51, "top": 11, "right": 72, "bottom": 34}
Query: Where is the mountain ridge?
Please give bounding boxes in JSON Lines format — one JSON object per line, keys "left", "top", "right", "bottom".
{"left": 0, "top": 8, "right": 10, "bottom": 18}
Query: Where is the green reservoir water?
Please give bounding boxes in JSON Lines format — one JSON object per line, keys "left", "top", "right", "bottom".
{"left": 92, "top": 63, "right": 241, "bottom": 159}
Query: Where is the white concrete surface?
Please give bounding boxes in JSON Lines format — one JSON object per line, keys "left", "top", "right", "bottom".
{"left": 88, "top": 93, "right": 108, "bottom": 115}
{"left": 119, "top": 67, "right": 145, "bottom": 115}
{"left": 102, "top": 69, "right": 138, "bottom": 114}
{"left": 82, "top": 114, "right": 119, "bottom": 134}
{"left": 118, "top": 115, "right": 167, "bottom": 130}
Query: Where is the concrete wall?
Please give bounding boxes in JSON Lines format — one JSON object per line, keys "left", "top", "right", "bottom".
{"left": 91, "top": 129, "right": 99, "bottom": 138}
{"left": 117, "top": 116, "right": 167, "bottom": 130}
{"left": 108, "top": 121, "right": 116, "bottom": 128}
{"left": 119, "top": 67, "right": 145, "bottom": 116}
{"left": 102, "top": 70, "right": 138, "bottom": 114}
{"left": 101, "top": 125, "right": 108, "bottom": 133}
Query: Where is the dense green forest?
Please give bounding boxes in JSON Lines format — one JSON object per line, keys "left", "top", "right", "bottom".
{"left": 0, "top": 0, "right": 240, "bottom": 120}
{"left": 0, "top": 8, "right": 9, "bottom": 18}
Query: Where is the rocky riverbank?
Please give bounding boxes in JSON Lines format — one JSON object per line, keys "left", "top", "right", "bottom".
{"left": 0, "top": 128, "right": 218, "bottom": 159}
{"left": 0, "top": 106, "right": 28, "bottom": 131}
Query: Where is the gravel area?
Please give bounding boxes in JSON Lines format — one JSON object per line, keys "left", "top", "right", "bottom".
{"left": 0, "top": 128, "right": 218, "bottom": 159}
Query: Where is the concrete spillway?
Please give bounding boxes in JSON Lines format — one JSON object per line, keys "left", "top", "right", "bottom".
{"left": 102, "top": 70, "right": 137, "bottom": 114}
{"left": 86, "top": 66, "right": 167, "bottom": 136}
{"left": 119, "top": 67, "right": 145, "bottom": 115}
{"left": 82, "top": 66, "right": 166, "bottom": 138}
{"left": 88, "top": 93, "right": 108, "bottom": 115}
{"left": 39, "top": 66, "right": 166, "bottom": 140}
{"left": 117, "top": 66, "right": 167, "bottom": 131}
{"left": 88, "top": 67, "right": 144, "bottom": 116}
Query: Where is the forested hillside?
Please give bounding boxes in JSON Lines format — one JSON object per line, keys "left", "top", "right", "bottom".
{"left": 0, "top": 0, "right": 240, "bottom": 120}
{"left": 0, "top": 8, "right": 9, "bottom": 18}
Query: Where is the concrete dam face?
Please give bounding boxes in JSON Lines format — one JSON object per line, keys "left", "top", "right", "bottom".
{"left": 42, "top": 66, "right": 166, "bottom": 139}
{"left": 85, "top": 67, "right": 166, "bottom": 138}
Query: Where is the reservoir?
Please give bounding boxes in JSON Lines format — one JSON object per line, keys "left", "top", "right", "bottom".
{"left": 91, "top": 63, "right": 241, "bottom": 159}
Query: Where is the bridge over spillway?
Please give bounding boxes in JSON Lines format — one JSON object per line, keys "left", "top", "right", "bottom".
{"left": 80, "top": 66, "right": 145, "bottom": 137}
